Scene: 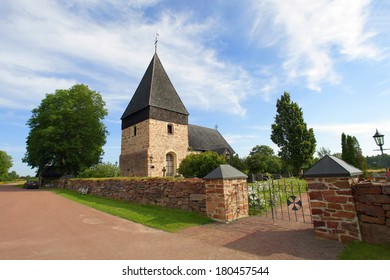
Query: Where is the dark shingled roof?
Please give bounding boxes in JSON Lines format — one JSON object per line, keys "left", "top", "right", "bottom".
{"left": 188, "top": 124, "right": 235, "bottom": 155}
{"left": 121, "top": 53, "right": 189, "bottom": 120}
{"left": 304, "top": 155, "right": 363, "bottom": 177}
{"left": 204, "top": 164, "right": 247, "bottom": 179}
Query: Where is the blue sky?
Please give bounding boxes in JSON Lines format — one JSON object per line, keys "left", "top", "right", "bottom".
{"left": 1, "top": 0, "right": 390, "bottom": 176}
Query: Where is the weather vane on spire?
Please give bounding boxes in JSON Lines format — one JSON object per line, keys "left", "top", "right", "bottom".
{"left": 154, "top": 33, "right": 159, "bottom": 53}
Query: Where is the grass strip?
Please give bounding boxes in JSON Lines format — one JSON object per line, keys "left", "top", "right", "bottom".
{"left": 52, "top": 188, "right": 212, "bottom": 232}
{"left": 338, "top": 241, "right": 390, "bottom": 260}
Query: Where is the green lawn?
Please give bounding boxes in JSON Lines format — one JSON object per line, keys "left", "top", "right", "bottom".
{"left": 338, "top": 241, "right": 390, "bottom": 260}
{"left": 52, "top": 188, "right": 212, "bottom": 232}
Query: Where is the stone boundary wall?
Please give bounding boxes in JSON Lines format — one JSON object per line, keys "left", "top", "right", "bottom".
{"left": 353, "top": 181, "right": 390, "bottom": 244}
{"left": 306, "top": 177, "right": 362, "bottom": 243}
{"left": 63, "top": 178, "right": 206, "bottom": 214}
{"left": 307, "top": 177, "right": 390, "bottom": 244}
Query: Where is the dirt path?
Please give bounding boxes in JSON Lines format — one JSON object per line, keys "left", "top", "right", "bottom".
{"left": 0, "top": 184, "right": 344, "bottom": 260}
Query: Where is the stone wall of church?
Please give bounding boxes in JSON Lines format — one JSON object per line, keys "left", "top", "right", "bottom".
{"left": 119, "top": 151, "right": 148, "bottom": 177}
{"left": 148, "top": 119, "right": 189, "bottom": 177}
{"left": 120, "top": 120, "right": 150, "bottom": 176}
{"left": 120, "top": 118, "right": 189, "bottom": 177}
{"left": 121, "top": 120, "right": 150, "bottom": 154}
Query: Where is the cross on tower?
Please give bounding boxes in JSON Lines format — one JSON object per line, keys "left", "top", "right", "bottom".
{"left": 154, "top": 33, "right": 159, "bottom": 53}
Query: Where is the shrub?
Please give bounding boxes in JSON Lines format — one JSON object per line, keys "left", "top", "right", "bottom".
{"left": 78, "top": 162, "right": 119, "bottom": 178}
{"left": 178, "top": 151, "right": 226, "bottom": 178}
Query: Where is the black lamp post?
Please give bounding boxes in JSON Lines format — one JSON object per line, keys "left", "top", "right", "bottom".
{"left": 373, "top": 129, "right": 389, "bottom": 175}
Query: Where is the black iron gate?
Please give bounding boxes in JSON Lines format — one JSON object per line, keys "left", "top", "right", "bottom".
{"left": 248, "top": 178, "right": 312, "bottom": 224}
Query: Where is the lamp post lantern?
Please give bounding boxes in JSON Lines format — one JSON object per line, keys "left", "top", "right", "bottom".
{"left": 373, "top": 129, "right": 389, "bottom": 176}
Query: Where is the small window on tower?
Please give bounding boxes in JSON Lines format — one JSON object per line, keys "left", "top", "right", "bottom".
{"left": 133, "top": 126, "right": 137, "bottom": 136}
{"left": 167, "top": 124, "right": 173, "bottom": 135}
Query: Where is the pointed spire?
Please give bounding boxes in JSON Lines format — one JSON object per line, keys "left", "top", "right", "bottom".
{"left": 121, "top": 52, "right": 189, "bottom": 121}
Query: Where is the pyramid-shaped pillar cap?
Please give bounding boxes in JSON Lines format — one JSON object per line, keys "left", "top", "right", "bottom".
{"left": 204, "top": 164, "right": 248, "bottom": 180}
{"left": 304, "top": 155, "right": 363, "bottom": 178}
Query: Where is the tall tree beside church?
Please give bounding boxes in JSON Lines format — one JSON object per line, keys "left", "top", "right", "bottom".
{"left": 23, "top": 84, "right": 108, "bottom": 176}
{"left": 341, "top": 133, "right": 367, "bottom": 174}
{"left": 271, "top": 92, "right": 316, "bottom": 175}
{"left": 341, "top": 133, "right": 357, "bottom": 166}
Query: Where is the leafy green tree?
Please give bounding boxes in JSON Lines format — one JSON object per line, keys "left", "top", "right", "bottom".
{"left": 317, "top": 147, "right": 332, "bottom": 158}
{"left": 341, "top": 133, "right": 367, "bottom": 175}
{"left": 249, "top": 145, "right": 274, "bottom": 157}
{"left": 226, "top": 154, "right": 246, "bottom": 173}
{"left": 341, "top": 133, "right": 357, "bottom": 166}
{"left": 271, "top": 92, "right": 316, "bottom": 175}
{"left": 23, "top": 84, "right": 108, "bottom": 176}
{"left": 366, "top": 154, "right": 390, "bottom": 169}
{"left": 0, "top": 150, "right": 13, "bottom": 181}
{"left": 246, "top": 154, "right": 282, "bottom": 174}
{"left": 245, "top": 145, "right": 281, "bottom": 174}
{"left": 178, "top": 151, "right": 226, "bottom": 178}
{"left": 7, "top": 171, "right": 19, "bottom": 181}
{"left": 78, "top": 162, "right": 119, "bottom": 178}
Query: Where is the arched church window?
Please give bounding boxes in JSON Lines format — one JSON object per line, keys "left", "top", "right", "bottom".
{"left": 166, "top": 153, "right": 174, "bottom": 176}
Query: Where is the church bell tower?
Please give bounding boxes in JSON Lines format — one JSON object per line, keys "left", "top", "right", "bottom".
{"left": 120, "top": 53, "right": 189, "bottom": 177}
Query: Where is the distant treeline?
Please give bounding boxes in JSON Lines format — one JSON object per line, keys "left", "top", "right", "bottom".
{"left": 366, "top": 154, "right": 390, "bottom": 169}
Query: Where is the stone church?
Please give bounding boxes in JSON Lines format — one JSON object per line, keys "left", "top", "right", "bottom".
{"left": 120, "top": 52, "right": 234, "bottom": 177}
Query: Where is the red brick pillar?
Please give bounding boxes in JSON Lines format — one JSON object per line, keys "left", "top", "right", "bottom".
{"left": 306, "top": 177, "right": 362, "bottom": 243}
{"left": 203, "top": 164, "right": 249, "bottom": 223}
{"left": 204, "top": 178, "right": 248, "bottom": 222}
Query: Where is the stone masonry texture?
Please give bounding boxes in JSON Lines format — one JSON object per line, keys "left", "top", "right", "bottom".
{"left": 64, "top": 178, "right": 206, "bottom": 213}
{"left": 307, "top": 176, "right": 390, "bottom": 244}
{"left": 63, "top": 176, "right": 250, "bottom": 223}
{"left": 307, "top": 177, "right": 362, "bottom": 243}
{"left": 120, "top": 118, "right": 189, "bottom": 177}
{"left": 353, "top": 181, "right": 390, "bottom": 244}
{"left": 148, "top": 119, "right": 189, "bottom": 177}
{"left": 204, "top": 178, "right": 249, "bottom": 222}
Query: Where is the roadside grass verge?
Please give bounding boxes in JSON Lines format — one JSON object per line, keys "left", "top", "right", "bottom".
{"left": 338, "top": 241, "right": 390, "bottom": 260}
{"left": 52, "top": 188, "right": 212, "bottom": 232}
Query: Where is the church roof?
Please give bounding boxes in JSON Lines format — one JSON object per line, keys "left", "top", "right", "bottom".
{"left": 188, "top": 124, "right": 235, "bottom": 155}
{"left": 121, "top": 53, "right": 189, "bottom": 120}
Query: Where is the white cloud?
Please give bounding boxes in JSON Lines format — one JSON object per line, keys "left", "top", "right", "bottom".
{"left": 0, "top": 69, "right": 77, "bottom": 109}
{"left": 250, "top": 0, "right": 381, "bottom": 91}
{"left": 312, "top": 121, "right": 390, "bottom": 156}
{"left": 0, "top": 0, "right": 259, "bottom": 116}
{"left": 224, "top": 134, "right": 258, "bottom": 145}
{"left": 312, "top": 121, "right": 390, "bottom": 136}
